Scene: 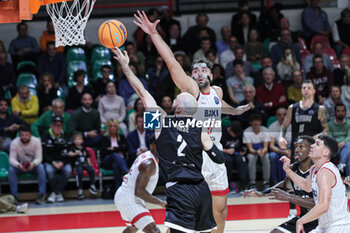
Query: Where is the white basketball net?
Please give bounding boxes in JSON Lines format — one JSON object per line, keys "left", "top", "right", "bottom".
{"left": 46, "top": 0, "right": 96, "bottom": 47}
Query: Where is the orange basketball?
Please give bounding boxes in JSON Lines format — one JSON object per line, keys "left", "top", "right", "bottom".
{"left": 98, "top": 20, "right": 127, "bottom": 49}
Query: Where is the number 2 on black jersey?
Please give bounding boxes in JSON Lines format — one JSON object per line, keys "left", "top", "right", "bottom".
{"left": 177, "top": 134, "right": 188, "bottom": 157}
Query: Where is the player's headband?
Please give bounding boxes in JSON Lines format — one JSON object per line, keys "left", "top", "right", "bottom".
{"left": 294, "top": 138, "right": 304, "bottom": 145}
{"left": 190, "top": 62, "right": 212, "bottom": 71}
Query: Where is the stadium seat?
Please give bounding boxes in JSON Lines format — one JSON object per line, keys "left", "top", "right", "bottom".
{"left": 92, "top": 59, "right": 113, "bottom": 81}
{"left": 0, "top": 151, "right": 9, "bottom": 193}
{"left": 16, "top": 60, "right": 36, "bottom": 71}
{"left": 66, "top": 47, "right": 86, "bottom": 63}
{"left": 342, "top": 47, "right": 350, "bottom": 57}
{"left": 324, "top": 47, "right": 340, "bottom": 68}
{"left": 66, "top": 60, "right": 88, "bottom": 87}
{"left": 310, "top": 35, "right": 331, "bottom": 52}
{"left": 72, "top": 147, "right": 99, "bottom": 177}
{"left": 16, "top": 73, "right": 38, "bottom": 96}
{"left": 91, "top": 46, "right": 111, "bottom": 63}
{"left": 267, "top": 116, "right": 277, "bottom": 127}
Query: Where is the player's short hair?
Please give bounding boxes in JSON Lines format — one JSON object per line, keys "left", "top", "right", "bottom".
{"left": 296, "top": 135, "right": 315, "bottom": 145}
{"left": 318, "top": 135, "right": 339, "bottom": 159}
{"left": 175, "top": 92, "right": 198, "bottom": 115}
{"left": 302, "top": 79, "right": 315, "bottom": 88}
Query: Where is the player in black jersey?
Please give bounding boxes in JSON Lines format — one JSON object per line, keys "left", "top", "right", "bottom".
{"left": 243, "top": 136, "right": 318, "bottom": 233}
{"left": 113, "top": 46, "right": 225, "bottom": 233}
{"left": 278, "top": 80, "right": 328, "bottom": 153}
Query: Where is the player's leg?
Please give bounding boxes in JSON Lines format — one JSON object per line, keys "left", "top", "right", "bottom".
{"left": 143, "top": 222, "right": 161, "bottom": 233}
{"left": 211, "top": 194, "right": 228, "bottom": 233}
{"left": 123, "top": 226, "right": 138, "bottom": 233}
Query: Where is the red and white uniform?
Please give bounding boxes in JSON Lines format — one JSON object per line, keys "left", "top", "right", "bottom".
{"left": 114, "top": 151, "right": 159, "bottom": 230}
{"left": 311, "top": 161, "right": 350, "bottom": 233}
{"left": 195, "top": 87, "right": 229, "bottom": 195}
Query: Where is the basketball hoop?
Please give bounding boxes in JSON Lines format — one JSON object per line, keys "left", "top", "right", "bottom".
{"left": 46, "top": 0, "right": 96, "bottom": 47}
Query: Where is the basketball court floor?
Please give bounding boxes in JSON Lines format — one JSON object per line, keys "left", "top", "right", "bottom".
{"left": 3, "top": 192, "right": 349, "bottom": 233}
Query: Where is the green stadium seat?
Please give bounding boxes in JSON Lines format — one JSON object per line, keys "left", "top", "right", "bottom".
{"left": 16, "top": 60, "right": 36, "bottom": 71}
{"left": 66, "top": 61, "right": 88, "bottom": 88}
{"left": 92, "top": 59, "right": 113, "bottom": 81}
{"left": 267, "top": 116, "right": 277, "bottom": 127}
{"left": 0, "top": 151, "right": 9, "bottom": 181}
{"left": 91, "top": 46, "right": 111, "bottom": 63}
{"left": 221, "top": 118, "right": 231, "bottom": 127}
{"left": 16, "top": 73, "right": 38, "bottom": 96}
{"left": 66, "top": 47, "right": 86, "bottom": 63}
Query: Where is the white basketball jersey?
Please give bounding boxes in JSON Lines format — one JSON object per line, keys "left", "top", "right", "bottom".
{"left": 122, "top": 151, "right": 159, "bottom": 196}
{"left": 311, "top": 162, "right": 350, "bottom": 228}
{"left": 194, "top": 87, "right": 222, "bottom": 148}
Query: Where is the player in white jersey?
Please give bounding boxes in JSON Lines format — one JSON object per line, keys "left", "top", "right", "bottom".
{"left": 281, "top": 135, "right": 350, "bottom": 233}
{"left": 133, "top": 10, "right": 250, "bottom": 233}
{"left": 114, "top": 135, "right": 166, "bottom": 233}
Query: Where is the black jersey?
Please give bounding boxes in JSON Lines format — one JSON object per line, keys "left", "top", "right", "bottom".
{"left": 291, "top": 102, "right": 322, "bottom": 146}
{"left": 290, "top": 162, "right": 313, "bottom": 216}
{"left": 155, "top": 116, "right": 204, "bottom": 183}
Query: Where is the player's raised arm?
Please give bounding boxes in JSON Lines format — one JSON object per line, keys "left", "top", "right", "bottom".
{"left": 112, "top": 47, "right": 157, "bottom": 110}
{"left": 267, "top": 188, "right": 315, "bottom": 209}
{"left": 201, "top": 131, "right": 225, "bottom": 164}
{"left": 133, "top": 10, "right": 199, "bottom": 97}
{"left": 135, "top": 159, "right": 166, "bottom": 208}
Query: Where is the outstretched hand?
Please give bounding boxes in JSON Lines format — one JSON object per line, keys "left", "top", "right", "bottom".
{"left": 242, "top": 189, "right": 263, "bottom": 198}
{"left": 235, "top": 104, "right": 250, "bottom": 115}
{"left": 112, "top": 46, "right": 130, "bottom": 67}
{"left": 133, "top": 10, "right": 159, "bottom": 35}
{"left": 280, "top": 156, "right": 291, "bottom": 171}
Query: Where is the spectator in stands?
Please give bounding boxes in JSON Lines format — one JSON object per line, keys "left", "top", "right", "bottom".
{"left": 124, "top": 41, "right": 145, "bottom": 76}
{"left": 140, "top": 34, "right": 158, "bottom": 70}
{"left": 69, "top": 93, "right": 102, "bottom": 147}
{"left": 100, "top": 119, "right": 129, "bottom": 189}
{"left": 231, "top": 0, "right": 257, "bottom": 35}
{"left": 31, "top": 98, "right": 70, "bottom": 137}
{"left": 42, "top": 116, "right": 72, "bottom": 203}
{"left": 98, "top": 81, "right": 127, "bottom": 135}
{"left": 11, "top": 85, "right": 39, "bottom": 125}
{"left": 236, "top": 85, "right": 268, "bottom": 129}
{"left": 159, "top": 5, "right": 180, "bottom": 39}
{"left": 118, "top": 63, "right": 148, "bottom": 108}
{"left": 66, "top": 70, "right": 92, "bottom": 112}
{"left": 271, "top": 17, "right": 299, "bottom": 43}
{"left": 233, "top": 12, "right": 255, "bottom": 46}
{"left": 306, "top": 55, "right": 334, "bottom": 104}
{"left": 243, "top": 113, "right": 270, "bottom": 190}
{"left": 40, "top": 20, "right": 64, "bottom": 53}
{"left": 128, "top": 98, "right": 144, "bottom": 132}
{"left": 256, "top": 68, "right": 287, "bottom": 116}
{"left": 220, "top": 35, "right": 240, "bottom": 70}
{"left": 212, "top": 64, "right": 230, "bottom": 102}
{"left": 68, "top": 132, "right": 97, "bottom": 199}
{"left": 225, "top": 46, "right": 254, "bottom": 78}
{"left": 160, "top": 96, "right": 173, "bottom": 115}
{"left": 253, "top": 56, "right": 278, "bottom": 88}
{"left": 205, "top": 49, "right": 219, "bottom": 67}
{"left": 276, "top": 47, "right": 301, "bottom": 85}
{"left": 332, "top": 8, "right": 350, "bottom": 59}
{"left": 166, "top": 22, "right": 184, "bottom": 52}
{"left": 37, "top": 42, "right": 66, "bottom": 89}
{"left": 9, "top": 125, "right": 46, "bottom": 204}
{"left": 8, "top": 22, "right": 39, "bottom": 67}
{"left": 226, "top": 59, "right": 254, "bottom": 105}
{"left": 269, "top": 107, "right": 291, "bottom": 184}
{"left": 270, "top": 29, "right": 301, "bottom": 69}
{"left": 244, "top": 28, "right": 264, "bottom": 64}
{"left": 328, "top": 103, "right": 350, "bottom": 175}
{"left": 182, "top": 13, "right": 217, "bottom": 56}
{"left": 333, "top": 54, "right": 350, "bottom": 86}
{"left": 303, "top": 41, "right": 334, "bottom": 73}
{"left": 193, "top": 37, "right": 212, "bottom": 62}
{"left": 258, "top": 2, "right": 284, "bottom": 40}
{"left": 287, "top": 70, "right": 303, "bottom": 104}
{"left": 341, "top": 70, "right": 350, "bottom": 118}
{"left": 92, "top": 65, "right": 113, "bottom": 102}
{"left": 301, "top": 0, "right": 331, "bottom": 43}
{"left": 323, "top": 85, "right": 343, "bottom": 121}
{"left": 36, "top": 73, "right": 58, "bottom": 114}
{"left": 216, "top": 26, "right": 231, "bottom": 57}
{"left": 221, "top": 121, "right": 248, "bottom": 192}
{"left": 127, "top": 114, "right": 154, "bottom": 165}
{"left": 0, "top": 99, "right": 26, "bottom": 151}
{"left": 0, "top": 52, "right": 16, "bottom": 98}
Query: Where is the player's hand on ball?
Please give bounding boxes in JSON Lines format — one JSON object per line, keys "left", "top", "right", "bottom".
{"left": 133, "top": 10, "right": 159, "bottom": 35}
{"left": 112, "top": 47, "right": 130, "bottom": 66}
{"left": 280, "top": 156, "right": 291, "bottom": 171}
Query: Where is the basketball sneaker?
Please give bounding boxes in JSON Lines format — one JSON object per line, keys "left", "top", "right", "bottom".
{"left": 47, "top": 192, "right": 56, "bottom": 203}
{"left": 16, "top": 203, "right": 28, "bottom": 214}
{"left": 56, "top": 193, "right": 64, "bottom": 202}
{"left": 89, "top": 184, "right": 97, "bottom": 195}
